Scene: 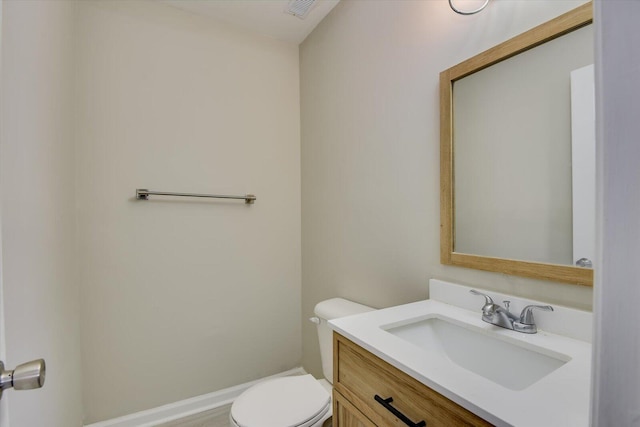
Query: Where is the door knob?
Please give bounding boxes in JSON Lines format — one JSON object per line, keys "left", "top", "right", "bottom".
{"left": 0, "top": 359, "right": 46, "bottom": 399}
{"left": 575, "top": 258, "right": 593, "bottom": 268}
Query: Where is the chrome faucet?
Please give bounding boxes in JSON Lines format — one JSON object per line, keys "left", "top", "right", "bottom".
{"left": 469, "top": 290, "right": 553, "bottom": 334}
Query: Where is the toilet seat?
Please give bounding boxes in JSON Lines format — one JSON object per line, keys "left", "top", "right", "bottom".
{"left": 230, "top": 375, "right": 331, "bottom": 427}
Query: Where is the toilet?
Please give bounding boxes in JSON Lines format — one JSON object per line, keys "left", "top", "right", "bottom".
{"left": 229, "top": 298, "right": 374, "bottom": 427}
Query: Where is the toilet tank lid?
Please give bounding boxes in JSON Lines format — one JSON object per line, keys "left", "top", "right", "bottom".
{"left": 314, "top": 298, "right": 374, "bottom": 321}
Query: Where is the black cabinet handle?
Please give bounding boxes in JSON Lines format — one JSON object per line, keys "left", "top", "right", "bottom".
{"left": 374, "top": 395, "right": 426, "bottom": 427}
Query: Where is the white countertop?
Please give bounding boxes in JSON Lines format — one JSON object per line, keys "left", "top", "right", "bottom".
{"left": 329, "top": 280, "right": 592, "bottom": 427}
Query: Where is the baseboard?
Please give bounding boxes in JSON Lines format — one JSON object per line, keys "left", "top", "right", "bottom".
{"left": 84, "top": 367, "right": 307, "bottom": 427}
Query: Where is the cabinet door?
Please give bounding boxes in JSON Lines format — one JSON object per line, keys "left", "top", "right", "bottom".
{"left": 334, "top": 390, "right": 376, "bottom": 427}
{"left": 334, "top": 333, "right": 493, "bottom": 427}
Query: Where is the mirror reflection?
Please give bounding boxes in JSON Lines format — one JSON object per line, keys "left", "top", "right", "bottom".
{"left": 440, "top": 3, "right": 594, "bottom": 285}
{"left": 453, "top": 25, "right": 594, "bottom": 268}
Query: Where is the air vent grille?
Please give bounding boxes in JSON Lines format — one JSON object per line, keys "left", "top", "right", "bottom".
{"left": 285, "top": 0, "right": 317, "bottom": 19}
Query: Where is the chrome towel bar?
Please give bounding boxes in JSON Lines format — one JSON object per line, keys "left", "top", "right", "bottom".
{"left": 135, "top": 189, "right": 256, "bottom": 204}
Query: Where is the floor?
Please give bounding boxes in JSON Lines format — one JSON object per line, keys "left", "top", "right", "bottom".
{"left": 158, "top": 404, "right": 231, "bottom": 427}
{"left": 157, "top": 405, "right": 333, "bottom": 427}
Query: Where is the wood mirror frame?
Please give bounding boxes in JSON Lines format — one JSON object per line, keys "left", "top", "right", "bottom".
{"left": 440, "top": 3, "right": 593, "bottom": 286}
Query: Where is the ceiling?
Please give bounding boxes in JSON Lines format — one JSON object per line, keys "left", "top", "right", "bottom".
{"left": 159, "top": 0, "right": 340, "bottom": 44}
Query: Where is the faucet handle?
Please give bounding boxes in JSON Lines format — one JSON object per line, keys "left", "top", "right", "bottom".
{"left": 469, "top": 290, "right": 497, "bottom": 316}
{"left": 519, "top": 305, "right": 554, "bottom": 325}
{"left": 469, "top": 289, "right": 494, "bottom": 305}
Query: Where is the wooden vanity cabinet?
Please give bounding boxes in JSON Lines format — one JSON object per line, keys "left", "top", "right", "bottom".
{"left": 334, "top": 390, "right": 377, "bottom": 427}
{"left": 332, "top": 332, "right": 493, "bottom": 427}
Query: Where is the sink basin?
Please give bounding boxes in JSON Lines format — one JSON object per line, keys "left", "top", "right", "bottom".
{"left": 383, "top": 316, "right": 570, "bottom": 391}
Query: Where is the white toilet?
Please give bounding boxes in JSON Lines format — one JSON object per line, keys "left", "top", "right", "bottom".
{"left": 229, "top": 298, "right": 374, "bottom": 427}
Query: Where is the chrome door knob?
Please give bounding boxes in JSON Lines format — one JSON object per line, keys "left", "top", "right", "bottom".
{"left": 0, "top": 359, "right": 46, "bottom": 399}
{"left": 575, "top": 258, "right": 593, "bottom": 268}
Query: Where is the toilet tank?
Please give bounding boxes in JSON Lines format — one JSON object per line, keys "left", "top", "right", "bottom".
{"left": 313, "top": 298, "right": 374, "bottom": 384}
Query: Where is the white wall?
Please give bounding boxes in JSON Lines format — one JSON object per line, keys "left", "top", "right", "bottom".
{"left": 592, "top": 1, "right": 640, "bottom": 425}
{"left": 300, "top": 0, "right": 592, "bottom": 377}
{"left": 75, "top": 1, "right": 301, "bottom": 423}
{"left": 0, "top": 3, "right": 7, "bottom": 423}
{"left": 0, "top": 1, "right": 83, "bottom": 426}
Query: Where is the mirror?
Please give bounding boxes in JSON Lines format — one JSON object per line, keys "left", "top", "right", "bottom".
{"left": 440, "top": 3, "right": 594, "bottom": 286}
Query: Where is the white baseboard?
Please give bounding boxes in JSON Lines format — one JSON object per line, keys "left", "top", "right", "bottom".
{"left": 85, "top": 367, "right": 307, "bottom": 427}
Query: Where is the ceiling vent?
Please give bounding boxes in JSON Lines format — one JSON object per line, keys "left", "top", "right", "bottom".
{"left": 285, "top": 0, "right": 317, "bottom": 19}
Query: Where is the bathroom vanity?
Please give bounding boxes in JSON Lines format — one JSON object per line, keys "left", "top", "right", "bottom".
{"left": 329, "top": 280, "right": 592, "bottom": 427}
{"left": 333, "top": 333, "right": 490, "bottom": 426}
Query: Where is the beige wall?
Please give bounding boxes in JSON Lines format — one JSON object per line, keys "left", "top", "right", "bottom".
{"left": 300, "top": 0, "right": 593, "bottom": 378}
{"left": 0, "top": 1, "right": 83, "bottom": 426}
{"left": 75, "top": 1, "right": 301, "bottom": 423}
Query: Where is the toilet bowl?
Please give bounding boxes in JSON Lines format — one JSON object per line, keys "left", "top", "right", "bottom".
{"left": 229, "top": 298, "right": 374, "bottom": 427}
{"left": 229, "top": 375, "right": 331, "bottom": 427}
